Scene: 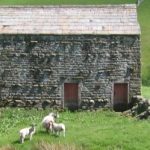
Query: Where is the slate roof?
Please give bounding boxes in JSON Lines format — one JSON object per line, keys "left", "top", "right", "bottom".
{"left": 0, "top": 5, "right": 140, "bottom": 35}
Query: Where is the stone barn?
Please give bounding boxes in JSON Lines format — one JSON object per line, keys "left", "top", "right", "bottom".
{"left": 0, "top": 5, "right": 141, "bottom": 111}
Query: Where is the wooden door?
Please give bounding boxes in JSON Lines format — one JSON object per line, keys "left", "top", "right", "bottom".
{"left": 113, "top": 83, "right": 128, "bottom": 111}
{"left": 64, "top": 83, "right": 79, "bottom": 110}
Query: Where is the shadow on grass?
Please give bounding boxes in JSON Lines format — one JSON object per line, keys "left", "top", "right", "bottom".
{"left": 37, "top": 130, "right": 52, "bottom": 136}
{"left": 11, "top": 140, "right": 20, "bottom": 145}
{"left": 11, "top": 138, "right": 30, "bottom": 145}
{"left": 37, "top": 130, "right": 58, "bottom": 137}
{"left": 11, "top": 130, "right": 60, "bottom": 146}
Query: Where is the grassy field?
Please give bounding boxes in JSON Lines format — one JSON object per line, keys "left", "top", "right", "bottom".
{"left": 0, "top": 108, "right": 150, "bottom": 150}
{"left": 0, "top": 0, "right": 149, "bottom": 85}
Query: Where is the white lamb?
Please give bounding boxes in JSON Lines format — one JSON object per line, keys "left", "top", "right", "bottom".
{"left": 19, "top": 124, "right": 36, "bottom": 144}
{"left": 42, "top": 112, "right": 59, "bottom": 132}
{"left": 49, "top": 121, "right": 65, "bottom": 137}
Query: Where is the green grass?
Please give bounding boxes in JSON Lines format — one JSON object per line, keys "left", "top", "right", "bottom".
{"left": 142, "top": 86, "right": 150, "bottom": 99}
{"left": 138, "top": 1, "right": 150, "bottom": 86}
{"left": 0, "top": 108, "right": 150, "bottom": 150}
{"left": 0, "top": 0, "right": 136, "bottom": 5}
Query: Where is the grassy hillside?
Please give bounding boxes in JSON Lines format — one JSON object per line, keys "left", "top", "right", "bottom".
{"left": 142, "top": 86, "right": 150, "bottom": 99}
{"left": 138, "top": 1, "right": 150, "bottom": 85}
{"left": 0, "top": 0, "right": 149, "bottom": 85}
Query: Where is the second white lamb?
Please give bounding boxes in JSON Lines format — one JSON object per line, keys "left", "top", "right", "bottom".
{"left": 49, "top": 121, "right": 65, "bottom": 137}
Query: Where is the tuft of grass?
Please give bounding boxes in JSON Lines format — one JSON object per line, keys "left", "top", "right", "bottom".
{"left": 0, "top": 145, "right": 16, "bottom": 150}
{"left": 32, "top": 141, "right": 84, "bottom": 150}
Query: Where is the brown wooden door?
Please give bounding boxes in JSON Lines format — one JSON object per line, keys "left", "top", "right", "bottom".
{"left": 113, "top": 83, "right": 128, "bottom": 111}
{"left": 64, "top": 83, "right": 78, "bottom": 110}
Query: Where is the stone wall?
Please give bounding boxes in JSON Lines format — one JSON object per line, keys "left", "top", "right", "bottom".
{"left": 123, "top": 96, "right": 150, "bottom": 119}
{"left": 0, "top": 35, "right": 141, "bottom": 109}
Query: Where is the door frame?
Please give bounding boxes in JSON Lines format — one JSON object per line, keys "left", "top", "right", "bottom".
{"left": 112, "top": 82, "right": 129, "bottom": 110}
{"left": 62, "top": 82, "right": 81, "bottom": 109}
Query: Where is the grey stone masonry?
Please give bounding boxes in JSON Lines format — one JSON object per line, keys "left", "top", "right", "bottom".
{"left": 0, "top": 35, "right": 141, "bottom": 109}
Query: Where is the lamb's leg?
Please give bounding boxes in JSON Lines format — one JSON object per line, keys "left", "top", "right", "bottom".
{"left": 46, "top": 127, "right": 49, "bottom": 133}
{"left": 30, "top": 133, "right": 33, "bottom": 141}
{"left": 63, "top": 130, "right": 65, "bottom": 137}
{"left": 56, "top": 131, "right": 59, "bottom": 136}
{"left": 49, "top": 123, "right": 53, "bottom": 133}
{"left": 20, "top": 136, "right": 24, "bottom": 144}
{"left": 58, "top": 131, "right": 60, "bottom": 136}
{"left": 51, "top": 128, "right": 54, "bottom": 134}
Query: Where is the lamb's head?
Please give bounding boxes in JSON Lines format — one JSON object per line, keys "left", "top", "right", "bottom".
{"left": 29, "top": 123, "right": 36, "bottom": 132}
{"left": 30, "top": 123, "right": 36, "bottom": 128}
{"left": 49, "top": 112, "right": 59, "bottom": 119}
